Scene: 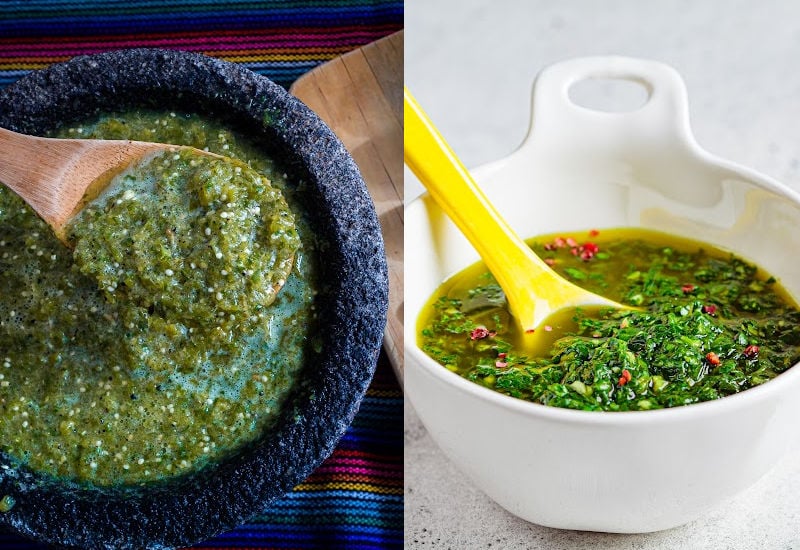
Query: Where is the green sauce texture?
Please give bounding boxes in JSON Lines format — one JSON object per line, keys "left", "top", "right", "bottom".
{"left": 419, "top": 229, "right": 800, "bottom": 411}
{"left": 0, "top": 111, "right": 318, "bottom": 485}
{"left": 68, "top": 148, "right": 300, "bottom": 360}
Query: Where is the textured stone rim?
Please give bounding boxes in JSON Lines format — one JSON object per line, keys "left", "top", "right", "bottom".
{"left": 0, "top": 48, "right": 388, "bottom": 549}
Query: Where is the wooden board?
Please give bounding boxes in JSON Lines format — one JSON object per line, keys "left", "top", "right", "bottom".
{"left": 290, "top": 31, "right": 404, "bottom": 380}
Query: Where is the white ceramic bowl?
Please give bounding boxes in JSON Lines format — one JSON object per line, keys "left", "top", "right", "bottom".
{"left": 404, "top": 56, "right": 800, "bottom": 533}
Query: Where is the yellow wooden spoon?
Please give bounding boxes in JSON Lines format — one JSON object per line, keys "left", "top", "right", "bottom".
{"left": 404, "top": 87, "right": 627, "bottom": 336}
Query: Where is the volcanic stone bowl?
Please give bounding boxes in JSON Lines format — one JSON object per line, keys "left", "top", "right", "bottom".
{"left": 0, "top": 49, "right": 387, "bottom": 548}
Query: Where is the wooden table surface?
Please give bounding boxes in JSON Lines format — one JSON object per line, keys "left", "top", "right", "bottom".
{"left": 290, "top": 31, "right": 404, "bottom": 380}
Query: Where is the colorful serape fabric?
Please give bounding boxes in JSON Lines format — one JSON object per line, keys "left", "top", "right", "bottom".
{"left": 0, "top": 0, "right": 403, "bottom": 89}
{"left": 0, "top": 1, "right": 403, "bottom": 548}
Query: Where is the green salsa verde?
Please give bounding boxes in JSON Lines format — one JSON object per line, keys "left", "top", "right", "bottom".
{"left": 419, "top": 229, "right": 800, "bottom": 411}
{"left": 0, "top": 111, "right": 319, "bottom": 485}
{"left": 68, "top": 147, "right": 300, "bottom": 362}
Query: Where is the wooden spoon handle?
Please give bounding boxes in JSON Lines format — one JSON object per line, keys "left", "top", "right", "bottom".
{"left": 0, "top": 126, "right": 163, "bottom": 234}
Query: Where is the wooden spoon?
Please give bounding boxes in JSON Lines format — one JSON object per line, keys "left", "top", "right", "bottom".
{"left": 404, "top": 87, "right": 629, "bottom": 337}
{"left": 0, "top": 126, "right": 217, "bottom": 240}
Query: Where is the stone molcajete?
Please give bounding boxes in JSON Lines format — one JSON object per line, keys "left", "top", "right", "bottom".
{"left": 0, "top": 48, "right": 388, "bottom": 549}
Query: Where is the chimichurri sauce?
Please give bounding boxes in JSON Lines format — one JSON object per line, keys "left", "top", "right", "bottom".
{"left": 0, "top": 111, "right": 319, "bottom": 486}
{"left": 419, "top": 229, "right": 800, "bottom": 411}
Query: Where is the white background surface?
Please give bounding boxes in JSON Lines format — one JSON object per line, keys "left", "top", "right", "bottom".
{"left": 404, "top": 1, "right": 800, "bottom": 548}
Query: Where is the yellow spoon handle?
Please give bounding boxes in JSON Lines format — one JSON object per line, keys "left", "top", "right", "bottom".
{"left": 404, "top": 87, "right": 613, "bottom": 331}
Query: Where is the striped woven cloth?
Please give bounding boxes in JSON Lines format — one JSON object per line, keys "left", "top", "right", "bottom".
{"left": 0, "top": 1, "right": 403, "bottom": 548}
{"left": 0, "top": 0, "right": 403, "bottom": 89}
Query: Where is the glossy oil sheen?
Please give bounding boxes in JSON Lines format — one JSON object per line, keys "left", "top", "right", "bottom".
{"left": 419, "top": 228, "right": 800, "bottom": 411}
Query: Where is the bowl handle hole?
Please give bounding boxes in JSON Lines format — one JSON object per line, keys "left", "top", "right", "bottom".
{"left": 567, "top": 77, "right": 651, "bottom": 113}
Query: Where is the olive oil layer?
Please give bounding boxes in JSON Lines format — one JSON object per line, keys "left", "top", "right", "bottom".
{"left": 419, "top": 229, "right": 800, "bottom": 411}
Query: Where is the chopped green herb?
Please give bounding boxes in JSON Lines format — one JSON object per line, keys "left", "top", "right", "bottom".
{"left": 419, "top": 229, "right": 800, "bottom": 411}
{"left": 563, "top": 267, "right": 587, "bottom": 281}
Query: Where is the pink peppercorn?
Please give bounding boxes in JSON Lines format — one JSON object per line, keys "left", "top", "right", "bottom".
{"left": 470, "top": 327, "right": 490, "bottom": 340}
{"left": 743, "top": 345, "right": 760, "bottom": 358}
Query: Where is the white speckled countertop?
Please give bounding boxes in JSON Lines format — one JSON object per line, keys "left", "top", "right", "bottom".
{"left": 404, "top": 1, "right": 800, "bottom": 547}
